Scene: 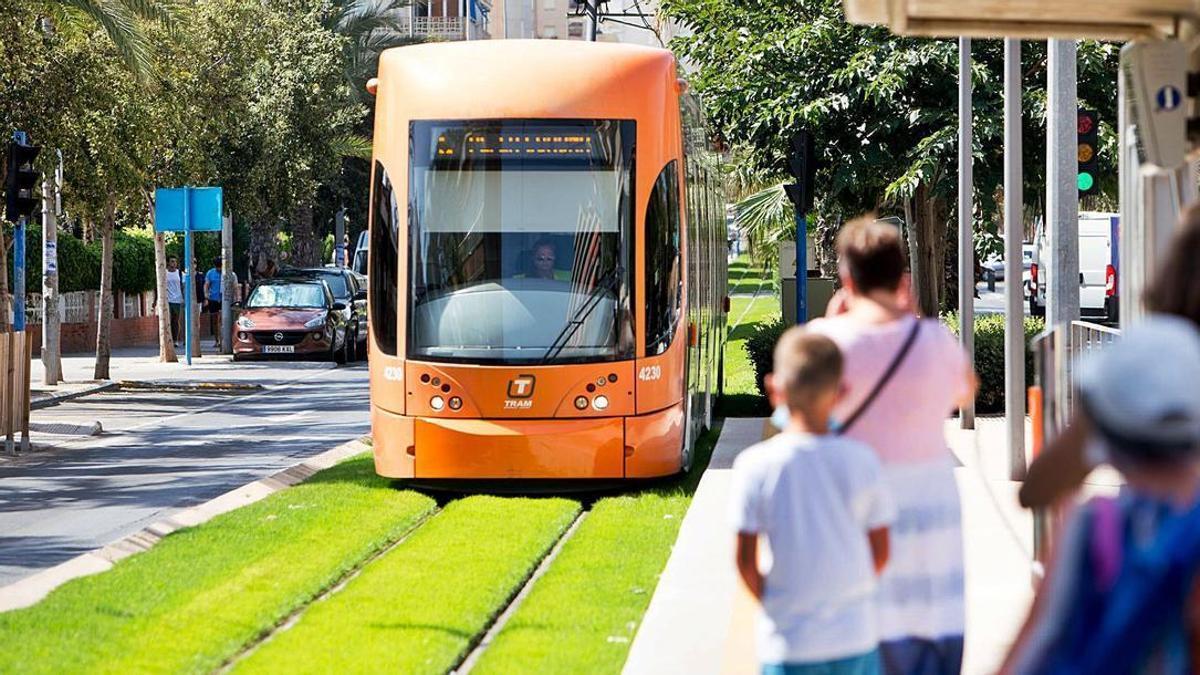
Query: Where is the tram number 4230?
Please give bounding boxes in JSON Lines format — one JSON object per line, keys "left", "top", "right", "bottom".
{"left": 637, "top": 365, "right": 662, "bottom": 382}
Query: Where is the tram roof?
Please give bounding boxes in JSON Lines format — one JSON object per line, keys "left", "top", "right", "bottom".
{"left": 375, "top": 39, "right": 681, "bottom": 122}
{"left": 842, "top": 0, "right": 1191, "bottom": 40}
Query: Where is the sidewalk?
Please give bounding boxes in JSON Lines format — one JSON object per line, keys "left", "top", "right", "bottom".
{"left": 625, "top": 416, "right": 1120, "bottom": 675}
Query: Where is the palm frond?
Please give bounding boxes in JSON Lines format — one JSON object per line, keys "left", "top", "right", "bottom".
{"left": 328, "top": 134, "right": 373, "bottom": 160}
{"left": 56, "top": 0, "right": 155, "bottom": 80}
{"left": 117, "top": 0, "right": 179, "bottom": 28}
{"left": 733, "top": 181, "right": 795, "bottom": 268}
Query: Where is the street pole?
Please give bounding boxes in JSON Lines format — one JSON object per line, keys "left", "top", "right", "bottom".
{"left": 221, "top": 212, "right": 233, "bottom": 355}
{"left": 585, "top": 0, "right": 597, "bottom": 41}
{"left": 1046, "top": 39, "right": 1080, "bottom": 329}
{"left": 1004, "top": 38, "right": 1026, "bottom": 480}
{"left": 958, "top": 37, "right": 975, "bottom": 430}
{"left": 183, "top": 188, "right": 193, "bottom": 366}
{"left": 335, "top": 208, "right": 346, "bottom": 269}
{"left": 796, "top": 213, "right": 807, "bottom": 323}
{"left": 41, "top": 170, "right": 61, "bottom": 385}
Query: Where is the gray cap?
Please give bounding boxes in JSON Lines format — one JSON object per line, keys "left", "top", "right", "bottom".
{"left": 1077, "top": 315, "right": 1200, "bottom": 459}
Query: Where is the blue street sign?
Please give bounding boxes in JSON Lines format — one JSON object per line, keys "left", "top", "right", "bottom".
{"left": 154, "top": 187, "right": 223, "bottom": 232}
{"left": 1157, "top": 85, "right": 1182, "bottom": 112}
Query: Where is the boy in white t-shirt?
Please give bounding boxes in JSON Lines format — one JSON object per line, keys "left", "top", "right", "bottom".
{"left": 730, "top": 327, "right": 895, "bottom": 675}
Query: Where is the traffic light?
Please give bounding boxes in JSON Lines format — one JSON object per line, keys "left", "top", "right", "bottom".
{"left": 784, "top": 131, "right": 817, "bottom": 215}
{"left": 5, "top": 139, "right": 40, "bottom": 223}
{"left": 1077, "top": 109, "right": 1099, "bottom": 197}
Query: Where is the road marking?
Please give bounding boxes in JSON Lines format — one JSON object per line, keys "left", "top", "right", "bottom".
{"left": 121, "top": 366, "right": 341, "bottom": 433}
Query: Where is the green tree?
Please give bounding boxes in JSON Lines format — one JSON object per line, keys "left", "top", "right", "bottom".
{"left": 661, "top": 0, "right": 1119, "bottom": 313}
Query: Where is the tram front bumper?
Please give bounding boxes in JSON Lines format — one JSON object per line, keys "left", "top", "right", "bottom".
{"left": 371, "top": 404, "right": 685, "bottom": 480}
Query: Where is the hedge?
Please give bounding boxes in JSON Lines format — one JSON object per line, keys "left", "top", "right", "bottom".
{"left": 14, "top": 226, "right": 155, "bottom": 294}
{"left": 745, "top": 313, "right": 1045, "bottom": 414}
{"left": 944, "top": 312, "right": 1045, "bottom": 414}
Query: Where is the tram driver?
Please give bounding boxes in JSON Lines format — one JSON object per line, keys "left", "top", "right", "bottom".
{"left": 530, "top": 239, "right": 557, "bottom": 280}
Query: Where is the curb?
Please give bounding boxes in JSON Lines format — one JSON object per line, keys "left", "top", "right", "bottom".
{"left": 29, "top": 382, "right": 119, "bottom": 411}
{"left": 118, "top": 380, "right": 264, "bottom": 393}
{"left": 0, "top": 437, "right": 372, "bottom": 613}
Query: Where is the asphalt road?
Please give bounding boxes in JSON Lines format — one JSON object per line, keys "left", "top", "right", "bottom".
{"left": 0, "top": 361, "right": 370, "bottom": 588}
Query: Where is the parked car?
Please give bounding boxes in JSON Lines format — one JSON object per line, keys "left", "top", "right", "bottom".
{"left": 981, "top": 243, "right": 1035, "bottom": 287}
{"left": 282, "top": 267, "right": 368, "bottom": 360}
{"left": 233, "top": 279, "right": 352, "bottom": 363}
{"left": 1030, "top": 212, "right": 1119, "bottom": 323}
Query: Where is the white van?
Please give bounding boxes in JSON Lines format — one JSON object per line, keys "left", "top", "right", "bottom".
{"left": 1029, "top": 212, "right": 1119, "bottom": 324}
{"left": 352, "top": 230, "right": 368, "bottom": 276}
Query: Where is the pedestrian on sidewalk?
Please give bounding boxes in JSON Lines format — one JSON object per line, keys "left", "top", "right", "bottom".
{"left": 807, "top": 216, "right": 977, "bottom": 675}
{"left": 165, "top": 255, "right": 184, "bottom": 346}
{"left": 731, "top": 327, "right": 895, "bottom": 675}
{"left": 1002, "top": 316, "right": 1200, "bottom": 674}
{"left": 203, "top": 256, "right": 223, "bottom": 349}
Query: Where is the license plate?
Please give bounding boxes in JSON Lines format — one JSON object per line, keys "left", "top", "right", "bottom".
{"left": 262, "top": 345, "right": 294, "bottom": 354}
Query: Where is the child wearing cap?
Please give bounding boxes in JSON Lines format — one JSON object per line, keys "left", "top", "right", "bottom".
{"left": 1004, "top": 315, "right": 1200, "bottom": 674}
{"left": 730, "top": 327, "right": 895, "bottom": 675}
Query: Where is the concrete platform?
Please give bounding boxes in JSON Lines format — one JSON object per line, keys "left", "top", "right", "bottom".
{"left": 625, "top": 415, "right": 1121, "bottom": 675}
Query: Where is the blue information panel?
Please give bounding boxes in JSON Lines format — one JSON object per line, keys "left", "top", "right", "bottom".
{"left": 154, "top": 187, "right": 223, "bottom": 232}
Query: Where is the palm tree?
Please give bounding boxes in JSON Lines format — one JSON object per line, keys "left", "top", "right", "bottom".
{"left": 331, "top": 0, "right": 424, "bottom": 104}
{"left": 41, "top": 0, "right": 174, "bottom": 80}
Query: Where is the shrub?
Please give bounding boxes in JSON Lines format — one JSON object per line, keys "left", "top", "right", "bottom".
{"left": 944, "top": 312, "right": 1045, "bottom": 414}
{"left": 745, "top": 312, "right": 1045, "bottom": 415}
{"left": 745, "top": 317, "right": 788, "bottom": 397}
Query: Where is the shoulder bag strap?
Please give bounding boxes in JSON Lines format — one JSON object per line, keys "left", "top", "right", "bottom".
{"left": 837, "top": 318, "right": 921, "bottom": 435}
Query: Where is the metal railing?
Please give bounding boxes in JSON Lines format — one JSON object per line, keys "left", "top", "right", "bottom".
{"left": 395, "top": 16, "right": 490, "bottom": 40}
{"left": 1032, "top": 320, "right": 1121, "bottom": 436}
{"left": 1029, "top": 320, "right": 1120, "bottom": 573}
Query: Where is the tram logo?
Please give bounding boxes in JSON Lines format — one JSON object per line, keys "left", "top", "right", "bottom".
{"left": 507, "top": 375, "right": 536, "bottom": 399}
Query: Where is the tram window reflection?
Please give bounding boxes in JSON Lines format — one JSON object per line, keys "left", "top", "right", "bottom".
{"left": 408, "top": 119, "right": 635, "bottom": 364}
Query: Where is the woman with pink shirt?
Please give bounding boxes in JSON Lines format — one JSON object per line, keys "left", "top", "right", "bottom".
{"left": 807, "top": 217, "right": 976, "bottom": 675}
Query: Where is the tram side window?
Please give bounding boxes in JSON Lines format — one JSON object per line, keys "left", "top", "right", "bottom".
{"left": 646, "top": 161, "right": 681, "bottom": 355}
{"left": 370, "top": 160, "right": 400, "bottom": 356}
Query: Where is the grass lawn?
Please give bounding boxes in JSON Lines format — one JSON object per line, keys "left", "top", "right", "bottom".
{"left": 236, "top": 496, "right": 580, "bottom": 675}
{"left": 722, "top": 257, "right": 779, "bottom": 417}
{"left": 470, "top": 428, "right": 720, "bottom": 675}
{"left": 0, "top": 455, "right": 435, "bottom": 674}
{"left": 727, "top": 258, "right": 774, "bottom": 296}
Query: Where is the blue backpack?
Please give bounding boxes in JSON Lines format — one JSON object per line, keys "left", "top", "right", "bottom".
{"left": 1030, "top": 495, "right": 1200, "bottom": 674}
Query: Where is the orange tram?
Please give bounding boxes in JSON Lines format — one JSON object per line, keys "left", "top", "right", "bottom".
{"left": 366, "top": 40, "right": 728, "bottom": 483}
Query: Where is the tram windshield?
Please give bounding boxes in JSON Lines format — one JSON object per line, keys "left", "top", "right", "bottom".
{"left": 409, "top": 119, "right": 635, "bottom": 364}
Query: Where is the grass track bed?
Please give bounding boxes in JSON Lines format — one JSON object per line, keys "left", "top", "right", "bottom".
{"left": 722, "top": 258, "right": 778, "bottom": 416}
{"left": 0, "top": 455, "right": 435, "bottom": 674}
{"left": 470, "top": 430, "right": 719, "bottom": 674}
{"left": 235, "top": 495, "right": 580, "bottom": 675}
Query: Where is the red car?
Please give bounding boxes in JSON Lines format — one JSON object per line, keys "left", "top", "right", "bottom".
{"left": 232, "top": 279, "right": 352, "bottom": 363}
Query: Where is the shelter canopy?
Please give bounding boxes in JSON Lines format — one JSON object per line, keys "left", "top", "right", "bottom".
{"left": 843, "top": 0, "right": 1194, "bottom": 39}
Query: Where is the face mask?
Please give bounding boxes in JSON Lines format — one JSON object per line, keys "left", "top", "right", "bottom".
{"left": 770, "top": 404, "right": 790, "bottom": 430}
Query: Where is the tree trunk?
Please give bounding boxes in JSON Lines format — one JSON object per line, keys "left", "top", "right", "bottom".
{"left": 94, "top": 202, "right": 115, "bottom": 379}
{"left": 290, "top": 204, "right": 318, "bottom": 268}
{"left": 146, "top": 190, "right": 177, "bottom": 363}
{"left": 250, "top": 219, "right": 281, "bottom": 278}
{"left": 153, "top": 232, "right": 177, "bottom": 363}
{"left": 908, "top": 185, "right": 939, "bottom": 317}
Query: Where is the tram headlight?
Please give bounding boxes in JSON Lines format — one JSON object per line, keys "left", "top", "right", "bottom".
{"left": 592, "top": 395, "right": 609, "bottom": 411}
{"left": 448, "top": 396, "right": 462, "bottom": 411}
{"left": 430, "top": 396, "right": 445, "bottom": 411}
{"left": 574, "top": 396, "right": 589, "bottom": 410}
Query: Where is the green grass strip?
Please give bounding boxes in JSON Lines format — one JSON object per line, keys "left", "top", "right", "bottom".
{"left": 0, "top": 455, "right": 435, "bottom": 674}
{"left": 235, "top": 495, "right": 580, "bottom": 675}
{"left": 471, "top": 429, "right": 720, "bottom": 675}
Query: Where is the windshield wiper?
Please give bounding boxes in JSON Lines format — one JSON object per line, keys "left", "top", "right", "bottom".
{"left": 540, "top": 267, "right": 623, "bottom": 364}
